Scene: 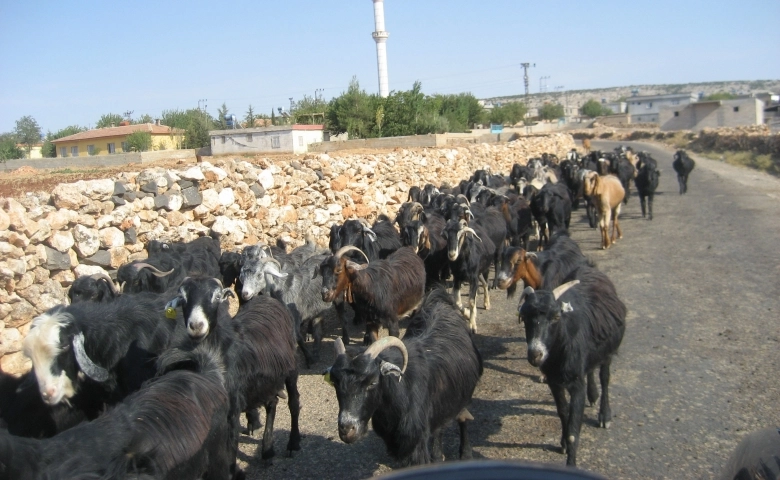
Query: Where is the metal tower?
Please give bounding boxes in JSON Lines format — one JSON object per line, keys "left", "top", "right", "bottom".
{"left": 372, "top": 0, "right": 390, "bottom": 98}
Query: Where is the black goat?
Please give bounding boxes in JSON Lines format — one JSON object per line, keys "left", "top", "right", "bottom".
{"left": 22, "top": 291, "right": 179, "bottom": 410}
{"left": 400, "top": 211, "right": 450, "bottom": 288}
{"left": 489, "top": 194, "right": 533, "bottom": 251}
{"left": 327, "top": 288, "right": 483, "bottom": 466}
{"left": 539, "top": 183, "right": 572, "bottom": 239}
{"left": 68, "top": 271, "right": 120, "bottom": 304}
{"left": 673, "top": 150, "right": 695, "bottom": 194}
{"left": 164, "top": 277, "right": 301, "bottom": 466}
{"left": 614, "top": 157, "right": 636, "bottom": 205}
{"left": 0, "top": 349, "right": 232, "bottom": 480}
{"left": 518, "top": 264, "right": 626, "bottom": 466}
{"left": 635, "top": 157, "right": 661, "bottom": 220}
{"left": 443, "top": 219, "right": 496, "bottom": 333}
{"left": 319, "top": 246, "right": 425, "bottom": 345}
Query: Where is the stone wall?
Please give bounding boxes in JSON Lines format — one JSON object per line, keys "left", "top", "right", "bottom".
{"left": 0, "top": 134, "right": 576, "bottom": 374}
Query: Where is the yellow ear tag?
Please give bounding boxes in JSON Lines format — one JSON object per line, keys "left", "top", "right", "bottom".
{"left": 165, "top": 307, "right": 177, "bottom": 319}
{"left": 323, "top": 371, "right": 333, "bottom": 386}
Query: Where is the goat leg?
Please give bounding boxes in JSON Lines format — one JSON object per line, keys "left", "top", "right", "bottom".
{"left": 598, "top": 360, "right": 613, "bottom": 429}
{"left": 431, "top": 428, "right": 444, "bottom": 462}
{"left": 285, "top": 373, "right": 302, "bottom": 455}
{"left": 564, "top": 379, "right": 586, "bottom": 467}
{"left": 550, "top": 383, "right": 570, "bottom": 455}
{"left": 458, "top": 408, "right": 474, "bottom": 460}
{"left": 261, "top": 398, "right": 278, "bottom": 462}
{"left": 244, "top": 408, "right": 261, "bottom": 436}
{"left": 586, "top": 371, "right": 599, "bottom": 406}
{"left": 479, "top": 273, "right": 490, "bottom": 311}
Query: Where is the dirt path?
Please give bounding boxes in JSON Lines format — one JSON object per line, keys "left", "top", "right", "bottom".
{"left": 236, "top": 141, "right": 780, "bottom": 479}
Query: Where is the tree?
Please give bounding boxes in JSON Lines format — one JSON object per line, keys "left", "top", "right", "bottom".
{"left": 41, "top": 125, "right": 85, "bottom": 157}
{"left": 271, "top": 109, "right": 276, "bottom": 126}
{"left": 14, "top": 116, "right": 42, "bottom": 156}
{"left": 136, "top": 114, "right": 154, "bottom": 124}
{"left": 0, "top": 132, "right": 24, "bottom": 161}
{"left": 502, "top": 102, "right": 528, "bottom": 125}
{"left": 581, "top": 99, "right": 612, "bottom": 118}
{"left": 489, "top": 106, "right": 507, "bottom": 125}
{"left": 216, "top": 103, "right": 229, "bottom": 130}
{"left": 292, "top": 95, "right": 328, "bottom": 125}
{"left": 125, "top": 131, "right": 152, "bottom": 152}
{"left": 183, "top": 109, "right": 213, "bottom": 149}
{"left": 95, "top": 113, "right": 124, "bottom": 128}
{"left": 705, "top": 91, "right": 737, "bottom": 101}
{"left": 326, "top": 77, "right": 381, "bottom": 138}
{"left": 244, "top": 105, "right": 256, "bottom": 128}
{"left": 538, "top": 103, "right": 565, "bottom": 121}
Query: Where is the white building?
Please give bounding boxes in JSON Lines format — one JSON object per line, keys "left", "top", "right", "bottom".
{"left": 209, "top": 125, "right": 324, "bottom": 155}
{"left": 626, "top": 93, "right": 697, "bottom": 123}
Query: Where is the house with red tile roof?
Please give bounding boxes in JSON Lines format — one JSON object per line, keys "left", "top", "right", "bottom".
{"left": 51, "top": 123, "right": 184, "bottom": 157}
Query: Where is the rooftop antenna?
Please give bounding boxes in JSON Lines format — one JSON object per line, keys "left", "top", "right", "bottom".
{"left": 123, "top": 110, "right": 134, "bottom": 122}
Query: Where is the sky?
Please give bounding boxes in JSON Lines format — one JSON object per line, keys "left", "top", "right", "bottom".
{"left": 1, "top": 0, "right": 778, "bottom": 134}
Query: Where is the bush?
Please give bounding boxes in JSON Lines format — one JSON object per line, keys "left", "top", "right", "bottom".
{"left": 572, "top": 132, "right": 596, "bottom": 140}
{"left": 628, "top": 131, "right": 653, "bottom": 140}
{"left": 599, "top": 132, "right": 614, "bottom": 139}
{"left": 125, "top": 131, "right": 152, "bottom": 152}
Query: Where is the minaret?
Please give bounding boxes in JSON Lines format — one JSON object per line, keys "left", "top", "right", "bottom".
{"left": 372, "top": 0, "right": 390, "bottom": 98}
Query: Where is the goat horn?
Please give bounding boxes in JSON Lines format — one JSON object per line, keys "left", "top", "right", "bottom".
{"left": 89, "top": 272, "right": 119, "bottom": 294}
{"left": 462, "top": 227, "right": 482, "bottom": 243}
{"left": 120, "top": 281, "right": 126, "bottom": 292}
{"left": 517, "top": 285, "right": 535, "bottom": 310}
{"left": 411, "top": 202, "right": 424, "bottom": 215}
{"left": 357, "top": 219, "right": 377, "bottom": 240}
{"left": 363, "top": 336, "right": 408, "bottom": 374}
{"left": 261, "top": 257, "right": 283, "bottom": 271}
{"left": 334, "top": 246, "right": 369, "bottom": 264}
{"left": 73, "top": 332, "right": 110, "bottom": 382}
{"left": 334, "top": 337, "right": 346, "bottom": 356}
{"left": 133, "top": 263, "right": 174, "bottom": 277}
{"left": 552, "top": 280, "right": 580, "bottom": 300}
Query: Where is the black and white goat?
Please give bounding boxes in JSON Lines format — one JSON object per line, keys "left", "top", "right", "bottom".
{"left": 0, "top": 349, "right": 232, "bottom": 480}
{"left": 327, "top": 288, "right": 483, "bottom": 466}
{"left": 518, "top": 264, "right": 626, "bottom": 466}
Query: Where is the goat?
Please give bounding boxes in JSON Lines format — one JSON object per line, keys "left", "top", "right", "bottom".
{"left": 443, "top": 219, "right": 496, "bottom": 333}
{"left": 22, "top": 292, "right": 179, "bottom": 409}
{"left": 673, "top": 150, "right": 695, "bottom": 194}
{"left": 117, "top": 254, "right": 183, "bottom": 294}
{"left": 539, "top": 183, "right": 572, "bottom": 240}
{"left": 0, "top": 349, "right": 232, "bottom": 480}
{"left": 319, "top": 246, "right": 426, "bottom": 345}
{"left": 634, "top": 156, "right": 661, "bottom": 220}
{"left": 327, "top": 288, "right": 483, "bottom": 465}
{"left": 582, "top": 138, "right": 591, "bottom": 152}
{"left": 496, "top": 231, "right": 589, "bottom": 297}
{"left": 488, "top": 194, "right": 533, "bottom": 251}
{"left": 240, "top": 254, "right": 333, "bottom": 366}
{"left": 614, "top": 156, "right": 636, "bottom": 205}
{"left": 68, "top": 271, "right": 120, "bottom": 304}
{"left": 518, "top": 264, "right": 626, "bottom": 466}
{"left": 582, "top": 172, "right": 625, "bottom": 249}
{"left": 400, "top": 211, "right": 450, "bottom": 288}
{"left": 523, "top": 184, "right": 549, "bottom": 251}
{"left": 164, "top": 277, "right": 301, "bottom": 466}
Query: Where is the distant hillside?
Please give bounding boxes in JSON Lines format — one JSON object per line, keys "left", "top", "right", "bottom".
{"left": 483, "top": 80, "right": 780, "bottom": 109}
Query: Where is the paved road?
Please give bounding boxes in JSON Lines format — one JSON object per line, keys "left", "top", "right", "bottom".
{"left": 244, "top": 141, "right": 780, "bottom": 479}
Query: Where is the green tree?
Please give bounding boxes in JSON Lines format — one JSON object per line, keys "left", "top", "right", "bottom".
{"left": 0, "top": 132, "right": 24, "bottom": 161}
{"left": 136, "top": 114, "right": 154, "bottom": 124}
{"left": 244, "top": 105, "right": 256, "bottom": 128}
{"left": 14, "top": 116, "right": 42, "bottom": 156}
{"left": 216, "top": 103, "right": 229, "bottom": 129}
{"left": 292, "top": 95, "right": 328, "bottom": 125}
{"left": 502, "top": 102, "right": 528, "bottom": 125}
{"left": 271, "top": 109, "right": 276, "bottom": 126}
{"left": 41, "top": 125, "right": 85, "bottom": 157}
{"left": 96, "top": 113, "right": 124, "bottom": 128}
{"left": 183, "top": 109, "right": 213, "bottom": 149}
{"left": 538, "top": 103, "right": 565, "bottom": 121}
{"left": 705, "top": 91, "right": 737, "bottom": 101}
{"left": 489, "top": 106, "right": 507, "bottom": 125}
{"left": 326, "top": 77, "right": 379, "bottom": 138}
{"left": 581, "top": 99, "right": 611, "bottom": 118}
{"left": 125, "top": 131, "right": 152, "bottom": 152}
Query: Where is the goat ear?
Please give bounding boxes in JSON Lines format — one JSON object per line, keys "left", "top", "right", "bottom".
{"left": 220, "top": 288, "right": 235, "bottom": 302}
{"left": 561, "top": 301, "right": 574, "bottom": 313}
{"left": 165, "top": 296, "right": 183, "bottom": 310}
{"left": 379, "top": 361, "right": 403, "bottom": 381}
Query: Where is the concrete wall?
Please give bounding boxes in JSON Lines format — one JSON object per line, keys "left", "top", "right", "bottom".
{"left": 660, "top": 98, "right": 765, "bottom": 131}
{"left": 0, "top": 149, "right": 198, "bottom": 171}
{"left": 293, "top": 130, "right": 324, "bottom": 154}
{"left": 208, "top": 127, "right": 325, "bottom": 155}
{"left": 595, "top": 114, "right": 631, "bottom": 127}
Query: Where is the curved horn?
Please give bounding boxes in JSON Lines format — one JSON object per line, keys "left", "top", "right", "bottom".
{"left": 363, "top": 336, "right": 408, "bottom": 374}
{"left": 411, "top": 202, "right": 425, "bottom": 217}
{"left": 120, "top": 281, "right": 126, "bottom": 293}
{"left": 552, "top": 280, "right": 580, "bottom": 300}
{"left": 517, "top": 285, "right": 535, "bottom": 310}
{"left": 133, "top": 263, "right": 175, "bottom": 277}
{"left": 357, "top": 219, "right": 377, "bottom": 241}
{"left": 462, "top": 227, "right": 482, "bottom": 243}
{"left": 73, "top": 332, "right": 110, "bottom": 382}
{"left": 90, "top": 272, "right": 119, "bottom": 294}
{"left": 334, "top": 246, "right": 370, "bottom": 264}
{"left": 334, "top": 337, "right": 346, "bottom": 356}
{"left": 261, "top": 257, "right": 283, "bottom": 271}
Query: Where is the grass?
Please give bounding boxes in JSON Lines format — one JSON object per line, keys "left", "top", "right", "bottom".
{"left": 700, "top": 150, "right": 780, "bottom": 177}
{"left": 50, "top": 168, "right": 103, "bottom": 174}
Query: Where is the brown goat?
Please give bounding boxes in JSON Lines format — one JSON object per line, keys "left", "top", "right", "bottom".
{"left": 583, "top": 172, "right": 625, "bottom": 249}
{"left": 582, "top": 138, "right": 591, "bottom": 152}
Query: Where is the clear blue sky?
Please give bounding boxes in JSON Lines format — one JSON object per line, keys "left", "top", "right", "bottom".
{"left": 1, "top": 0, "right": 778, "bottom": 133}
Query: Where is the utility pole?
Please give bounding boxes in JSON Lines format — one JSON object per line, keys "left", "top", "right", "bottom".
{"left": 198, "top": 99, "right": 208, "bottom": 112}
{"left": 539, "top": 76, "right": 550, "bottom": 93}
{"left": 520, "top": 62, "right": 535, "bottom": 103}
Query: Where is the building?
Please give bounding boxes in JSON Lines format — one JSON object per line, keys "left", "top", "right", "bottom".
{"left": 16, "top": 144, "right": 43, "bottom": 159}
{"left": 603, "top": 101, "right": 627, "bottom": 114}
{"left": 51, "top": 123, "right": 183, "bottom": 157}
{"left": 209, "top": 124, "right": 324, "bottom": 155}
{"left": 659, "top": 97, "right": 765, "bottom": 131}
{"left": 626, "top": 93, "right": 697, "bottom": 123}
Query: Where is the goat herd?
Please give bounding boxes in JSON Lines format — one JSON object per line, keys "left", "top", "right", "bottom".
{"left": 0, "top": 147, "right": 698, "bottom": 479}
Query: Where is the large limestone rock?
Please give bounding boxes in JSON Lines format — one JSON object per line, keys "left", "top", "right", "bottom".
{"left": 72, "top": 225, "right": 101, "bottom": 258}
{"left": 51, "top": 183, "right": 89, "bottom": 209}
{"left": 46, "top": 230, "right": 75, "bottom": 253}
{"left": 99, "top": 227, "right": 125, "bottom": 248}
